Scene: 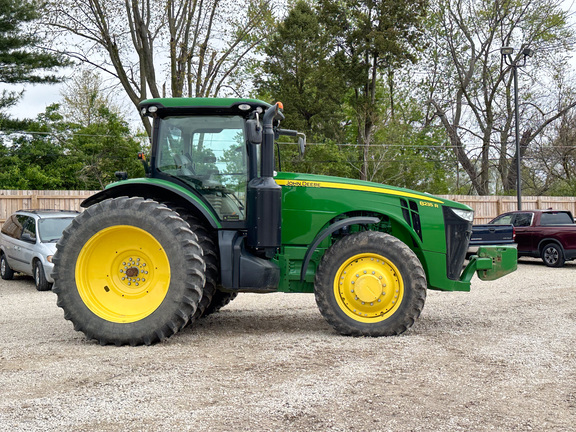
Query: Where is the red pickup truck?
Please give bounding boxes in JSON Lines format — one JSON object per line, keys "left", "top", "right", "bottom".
{"left": 488, "top": 209, "right": 576, "bottom": 267}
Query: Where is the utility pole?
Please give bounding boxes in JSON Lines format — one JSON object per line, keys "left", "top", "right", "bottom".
{"left": 501, "top": 46, "right": 534, "bottom": 211}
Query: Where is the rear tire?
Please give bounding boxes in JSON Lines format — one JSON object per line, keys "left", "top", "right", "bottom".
{"left": 203, "top": 290, "right": 238, "bottom": 317}
{"left": 52, "top": 197, "right": 205, "bottom": 346}
{"left": 34, "top": 260, "right": 51, "bottom": 291}
{"left": 541, "top": 243, "right": 565, "bottom": 267}
{"left": 168, "top": 207, "right": 218, "bottom": 322}
{"left": 314, "top": 231, "right": 427, "bottom": 336}
{"left": 1, "top": 253, "right": 14, "bottom": 280}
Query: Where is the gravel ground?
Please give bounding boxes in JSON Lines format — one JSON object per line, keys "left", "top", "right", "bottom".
{"left": 1, "top": 258, "right": 575, "bottom": 432}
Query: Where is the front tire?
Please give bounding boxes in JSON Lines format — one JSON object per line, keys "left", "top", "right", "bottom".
{"left": 1, "top": 253, "right": 14, "bottom": 280}
{"left": 52, "top": 197, "right": 206, "bottom": 346}
{"left": 314, "top": 231, "right": 427, "bottom": 336}
{"left": 541, "top": 243, "right": 565, "bottom": 267}
{"left": 34, "top": 260, "right": 51, "bottom": 291}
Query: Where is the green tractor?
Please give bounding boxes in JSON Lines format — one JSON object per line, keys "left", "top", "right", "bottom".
{"left": 52, "top": 98, "right": 517, "bottom": 345}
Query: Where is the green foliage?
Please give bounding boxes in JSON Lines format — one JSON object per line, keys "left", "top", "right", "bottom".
{"left": 0, "top": 104, "right": 144, "bottom": 190}
{"left": 67, "top": 106, "right": 144, "bottom": 189}
{"left": 256, "top": 1, "right": 347, "bottom": 143}
{"left": 0, "top": 0, "right": 68, "bottom": 110}
{"left": 258, "top": 0, "right": 439, "bottom": 187}
{"left": 277, "top": 140, "right": 355, "bottom": 179}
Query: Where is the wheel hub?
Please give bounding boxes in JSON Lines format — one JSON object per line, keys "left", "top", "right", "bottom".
{"left": 118, "top": 256, "right": 149, "bottom": 288}
{"left": 334, "top": 254, "right": 404, "bottom": 321}
{"left": 76, "top": 225, "right": 170, "bottom": 323}
{"left": 353, "top": 272, "right": 385, "bottom": 303}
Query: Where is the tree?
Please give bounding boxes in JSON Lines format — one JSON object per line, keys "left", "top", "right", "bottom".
{"left": 256, "top": 0, "right": 454, "bottom": 191}
{"left": 424, "top": 0, "right": 576, "bottom": 195}
{"left": 257, "top": 1, "right": 347, "bottom": 143}
{"left": 0, "top": 0, "right": 67, "bottom": 110}
{"left": 0, "top": 106, "right": 74, "bottom": 189}
{"left": 68, "top": 106, "right": 144, "bottom": 189}
{"left": 0, "top": 102, "right": 144, "bottom": 190}
{"left": 318, "top": 0, "right": 428, "bottom": 181}
{"left": 523, "top": 109, "right": 576, "bottom": 196}
{"left": 60, "top": 69, "right": 125, "bottom": 126}
{"left": 43, "top": 0, "right": 276, "bottom": 135}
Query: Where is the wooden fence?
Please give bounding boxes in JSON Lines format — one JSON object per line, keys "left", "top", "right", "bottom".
{"left": 438, "top": 195, "right": 576, "bottom": 224}
{"left": 0, "top": 190, "right": 97, "bottom": 223}
{"left": 1, "top": 190, "right": 576, "bottom": 225}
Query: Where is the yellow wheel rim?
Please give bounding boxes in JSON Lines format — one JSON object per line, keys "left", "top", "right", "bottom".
{"left": 333, "top": 253, "right": 404, "bottom": 323}
{"left": 75, "top": 225, "right": 171, "bottom": 323}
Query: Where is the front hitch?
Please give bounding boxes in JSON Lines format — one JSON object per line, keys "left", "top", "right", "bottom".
{"left": 460, "top": 246, "right": 518, "bottom": 283}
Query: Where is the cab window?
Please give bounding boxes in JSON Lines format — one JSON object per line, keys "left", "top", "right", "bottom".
{"left": 157, "top": 115, "right": 247, "bottom": 222}
{"left": 512, "top": 213, "right": 533, "bottom": 227}
{"left": 540, "top": 212, "right": 573, "bottom": 225}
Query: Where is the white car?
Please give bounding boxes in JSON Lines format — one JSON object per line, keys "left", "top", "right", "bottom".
{"left": 0, "top": 210, "right": 79, "bottom": 290}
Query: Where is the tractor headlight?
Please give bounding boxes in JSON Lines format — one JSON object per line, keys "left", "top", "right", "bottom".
{"left": 449, "top": 208, "right": 474, "bottom": 222}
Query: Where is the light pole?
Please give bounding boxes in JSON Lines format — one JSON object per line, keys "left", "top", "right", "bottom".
{"left": 501, "top": 46, "right": 534, "bottom": 211}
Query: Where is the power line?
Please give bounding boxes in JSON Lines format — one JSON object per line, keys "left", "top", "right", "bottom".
{"left": 0, "top": 130, "right": 149, "bottom": 141}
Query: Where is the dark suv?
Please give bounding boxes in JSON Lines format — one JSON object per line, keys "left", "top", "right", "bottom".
{"left": 0, "top": 210, "right": 79, "bottom": 290}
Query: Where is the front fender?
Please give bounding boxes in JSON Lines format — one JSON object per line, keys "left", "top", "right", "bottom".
{"left": 299, "top": 216, "right": 380, "bottom": 282}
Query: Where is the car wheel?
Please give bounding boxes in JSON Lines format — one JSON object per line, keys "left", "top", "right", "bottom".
{"left": 541, "top": 243, "right": 565, "bottom": 267}
{"left": 34, "top": 260, "right": 52, "bottom": 291}
{"left": 1, "top": 253, "right": 14, "bottom": 280}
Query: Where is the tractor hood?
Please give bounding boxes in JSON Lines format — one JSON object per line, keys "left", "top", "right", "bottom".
{"left": 274, "top": 172, "right": 471, "bottom": 211}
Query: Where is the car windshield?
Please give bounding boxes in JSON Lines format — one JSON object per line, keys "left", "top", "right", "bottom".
{"left": 37, "top": 217, "right": 75, "bottom": 242}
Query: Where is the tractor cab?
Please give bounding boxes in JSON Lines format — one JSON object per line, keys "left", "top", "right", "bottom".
{"left": 140, "top": 99, "right": 273, "bottom": 223}
{"left": 154, "top": 113, "right": 248, "bottom": 222}
{"left": 140, "top": 98, "right": 303, "bottom": 258}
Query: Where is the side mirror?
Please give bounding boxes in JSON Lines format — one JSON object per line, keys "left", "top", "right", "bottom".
{"left": 276, "top": 128, "right": 306, "bottom": 156}
{"left": 21, "top": 233, "right": 35, "bottom": 243}
{"left": 246, "top": 119, "right": 262, "bottom": 144}
{"left": 297, "top": 133, "right": 306, "bottom": 156}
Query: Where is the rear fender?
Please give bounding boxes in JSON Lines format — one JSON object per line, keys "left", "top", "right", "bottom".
{"left": 537, "top": 238, "right": 565, "bottom": 256}
{"left": 82, "top": 180, "right": 221, "bottom": 229}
